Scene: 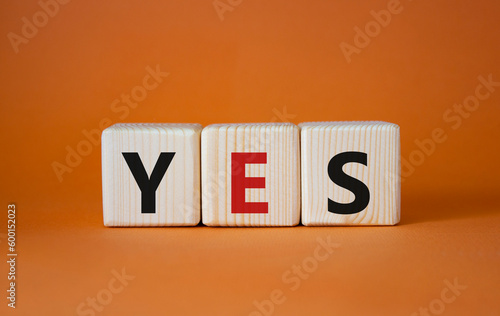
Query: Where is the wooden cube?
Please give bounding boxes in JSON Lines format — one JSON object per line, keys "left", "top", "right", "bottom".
{"left": 102, "top": 123, "right": 202, "bottom": 226}
{"left": 300, "top": 121, "right": 400, "bottom": 226}
{"left": 201, "top": 123, "right": 300, "bottom": 226}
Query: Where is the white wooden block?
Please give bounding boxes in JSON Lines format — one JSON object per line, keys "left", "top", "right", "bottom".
{"left": 300, "top": 121, "right": 400, "bottom": 226}
{"left": 201, "top": 123, "right": 300, "bottom": 226}
{"left": 102, "top": 123, "right": 202, "bottom": 226}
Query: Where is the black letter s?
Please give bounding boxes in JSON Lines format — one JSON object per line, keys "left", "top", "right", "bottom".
{"left": 327, "top": 151, "right": 370, "bottom": 214}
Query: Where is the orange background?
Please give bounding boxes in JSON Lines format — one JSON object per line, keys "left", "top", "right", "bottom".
{"left": 1, "top": 0, "right": 499, "bottom": 315}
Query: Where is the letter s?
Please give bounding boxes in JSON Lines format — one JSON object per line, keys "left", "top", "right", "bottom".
{"left": 327, "top": 151, "right": 370, "bottom": 214}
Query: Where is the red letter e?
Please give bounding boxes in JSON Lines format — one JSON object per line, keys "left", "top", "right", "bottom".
{"left": 231, "top": 152, "right": 268, "bottom": 213}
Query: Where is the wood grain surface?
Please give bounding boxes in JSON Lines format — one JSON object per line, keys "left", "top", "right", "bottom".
{"left": 300, "top": 121, "right": 400, "bottom": 225}
{"left": 201, "top": 123, "right": 300, "bottom": 226}
{"left": 102, "top": 123, "right": 202, "bottom": 226}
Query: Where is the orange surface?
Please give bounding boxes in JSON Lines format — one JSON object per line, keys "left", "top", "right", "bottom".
{"left": 1, "top": 0, "right": 499, "bottom": 315}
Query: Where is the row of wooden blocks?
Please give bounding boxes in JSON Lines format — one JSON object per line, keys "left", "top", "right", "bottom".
{"left": 102, "top": 122, "right": 400, "bottom": 227}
